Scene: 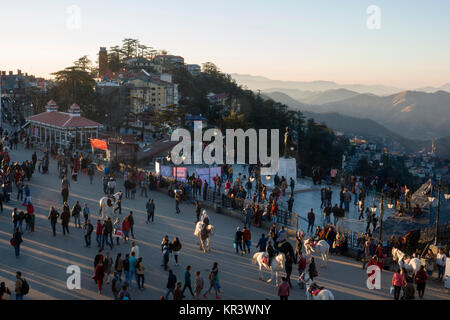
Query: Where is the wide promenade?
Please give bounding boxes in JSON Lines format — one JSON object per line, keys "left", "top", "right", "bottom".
{"left": 0, "top": 145, "right": 448, "bottom": 300}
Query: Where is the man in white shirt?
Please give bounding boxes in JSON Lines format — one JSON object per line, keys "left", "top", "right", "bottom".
{"left": 436, "top": 248, "right": 447, "bottom": 281}
{"left": 130, "top": 241, "right": 140, "bottom": 259}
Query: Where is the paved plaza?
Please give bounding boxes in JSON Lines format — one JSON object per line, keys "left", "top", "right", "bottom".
{"left": 0, "top": 145, "right": 449, "bottom": 300}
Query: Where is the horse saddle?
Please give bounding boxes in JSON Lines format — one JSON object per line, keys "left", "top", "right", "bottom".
{"left": 262, "top": 256, "right": 268, "bottom": 266}
{"left": 308, "top": 284, "right": 324, "bottom": 296}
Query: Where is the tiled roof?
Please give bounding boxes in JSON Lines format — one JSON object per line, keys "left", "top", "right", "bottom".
{"left": 27, "top": 111, "right": 103, "bottom": 128}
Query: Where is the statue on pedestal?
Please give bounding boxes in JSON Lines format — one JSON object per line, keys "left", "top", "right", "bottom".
{"left": 283, "top": 126, "right": 294, "bottom": 158}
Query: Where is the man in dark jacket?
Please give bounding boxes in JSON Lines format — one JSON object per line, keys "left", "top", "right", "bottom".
{"left": 102, "top": 218, "right": 113, "bottom": 250}
{"left": 48, "top": 206, "right": 59, "bottom": 236}
{"left": 195, "top": 201, "right": 201, "bottom": 222}
{"left": 146, "top": 199, "right": 155, "bottom": 223}
{"left": 61, "top": 202, "right": 70, "bottom": 235}
{"left": 256, "top": 234, "right": 268, "bottom": 252}
{"left": 165, "top": 269, "right": 177, "bottom": 300}
{"left": 307, "top": 209, "right": 315, "bottom": 233}
{"left": 287, "top": 194, "right": 294, "bottom": 213}
{"left": 234, "top": 227, "right": 244, "bottom": 254}
{"left": 71, "top": 201, "right": 82, "bottom": 228}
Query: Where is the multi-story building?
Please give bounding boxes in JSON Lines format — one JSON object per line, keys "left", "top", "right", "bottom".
{"left": 128, "top": 70, "right": 179, "bottom": 115}
{"left": 152, "top": 54, "right": 184, "bottom": 73}
{"left": 186, "top": 64, "right": 201, "bottom": 76}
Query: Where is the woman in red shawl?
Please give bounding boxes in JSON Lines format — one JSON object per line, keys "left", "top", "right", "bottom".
{"left": 93, "top": 262, "right": 105, "bottom": 295}
{"left": 375, "top": 243, "right": 385, "bottom": 270}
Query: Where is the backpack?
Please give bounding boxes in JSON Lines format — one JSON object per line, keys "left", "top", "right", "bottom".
{"left": 21, "top": 279, "right": 30, "bottom": 295}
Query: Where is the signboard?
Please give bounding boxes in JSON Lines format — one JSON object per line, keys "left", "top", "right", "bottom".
{"left": 155, "top": 161, "right": 160, "bottom": 175}
{"left": 160, "top": 165, "right": 172, "bottom": 177}
{"left": 173, "top": 167, "right": 187, "bottom": 182}
{"left": 196, "top": 167, "right": 222, "bottom": 186}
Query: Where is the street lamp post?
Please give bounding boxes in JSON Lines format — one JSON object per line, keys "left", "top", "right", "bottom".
{"left": 434, "top": 178, "right": 442, "bottom": 246}
{"left": 379, "top": 194, "right": 385, "bottom": 243}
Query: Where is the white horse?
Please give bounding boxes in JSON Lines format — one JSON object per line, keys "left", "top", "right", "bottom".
{"left": 194, "top": 221, "right": 215, "bottom": 253}
{"left": 252, "top": 252, "right": 285, "bottom": 286}
{"left": 392, "top": 247, "right": 422, "bottom": 275}
{"left": 300, "top": 272, "right": 334, "bottom": 300}
{"left": 304, "top": 239, "right": 330, "bottom": 268}
{"left": 99, "top": 192, "right": 122, "bottom": 219}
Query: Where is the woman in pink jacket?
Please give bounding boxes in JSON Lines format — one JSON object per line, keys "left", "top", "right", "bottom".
{"left": 392, "top": 268, "right": 406, "bottom": 300}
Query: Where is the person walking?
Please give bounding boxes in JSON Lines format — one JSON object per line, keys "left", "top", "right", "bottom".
{"left": 278, "top": 277, "right": 290, "bottom": 300}
{"left": 48, "top": 206, "right": 59, "bottom": 236}
{"left": 203, "top": 270, "right": 220, "bottom": 299}
{"left": 392, "top": 268, "right": 406, "bottom": 300}
{"left": 193, "top": 271, "right": 204, "bottom": 299}
{"left": 415, "top": 265, "right": 428, "bottom": 299}
{"left": 83, "top": 219, "right": 94, "bottom": 248}
{"left": 175, "top": 191, "right": 181, "bottom": 214}
{"left": 234, "top": 227, "right": 244, "bottom": 254}
{"left": 122, "top": 217, "right": 130, "bottom": 243}
{"left": 170, "top": 237, "right": 182, "bottom": 266}
{"left": 111, "top": 272, "right": 122, "bottom": 300}
{"left": 93, "top": 262, "right": 105, "bottom": 295}
{"left": 61, "top": 202, "right": 70, "bottom": 235}
{"left": 162, "top": 243, "right": 170, "bottom": 270}
{"left": 308, "top": 257, "right": 318, "bottom": 281}
{"left": 0, "top": 282, "right": 12, "bottom": 300}
{"left": 146, "top": 199, "right": 155, "bottom": 224}
{"left": 182, "top": 265, "right": 195, "bottom": 298}
{"left": 126, "top": 251, "right": 138, "bottom": 288}
{"left": 195, "top": 201, "right": 201, "bottom": 222}
{"left": 436, "top": 248, "right": 447, "bottom": 281}
{"left": 297, "top": 252, "right": 307, "bottom": 288}
{"left": 256, "top": 233, "right": 268, "bottom": 252}
{"left": 82, "top": 203, "right": 90, "bottom": 224}
{"left": 287, "top": 194, "right": 294, "bottom": 213}
{"left": 96, "top": 220, "right": 103, "bottom": 247}
{"left": 165, "top": 269, "right": 177, "bottom": 300}
{"left": 307, "top": 208, "right": 315, "bottom": 234}
{"left": 127, "top": 211, "right": 135, "bottom": 239}
{"left": 136, "top": 257, "right": 146, "bottom": 290}
{"left": 101, "top": 219, "right": 112, "bottom": 250}
{"left": 113, "top": 191, "right": 122, "bottom": 215}
{"left": 15, "top": 272, "right": 24, "bottom": 300}
{"left": 103, "top": 252, "right": 113, "bottom": 284}
{"left": 113, "top": 218, "right": 122, "bottom": 245}
{"left": 242, "top": 226, "right": 252, "bottom": 254}
{"left": 12, "top": 228, "right": 23, "bottom": 258}
{"left": 130, "top": 241, "right": 140, "bottom": 259}
{"left": 173, "top": 282, "right": 183, "bottom": 300}
{"left": 11, "top": 208, "right": 19, "bottom": 232}
{"left": 114, "top": 253, "right": 124, "bottom": 280}
{"left": 285, "top": 253, "right": 293, "bottom": 288}
{"left": 87, "top": 164, "right": 95, "bottom": 184}
{"left": 71, "top": 201, "right": 82, "bottom": 228}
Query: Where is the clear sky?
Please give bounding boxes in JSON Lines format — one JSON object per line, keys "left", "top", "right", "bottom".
{"left": 1, "top": 0, "right": 449, "bottom": 88}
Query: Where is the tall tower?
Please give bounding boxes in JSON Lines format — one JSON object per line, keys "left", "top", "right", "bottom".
{"left": 98, "top": 47, "right": 109, "bottom": 79}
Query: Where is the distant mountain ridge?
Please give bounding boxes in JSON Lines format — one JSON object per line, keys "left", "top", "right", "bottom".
{"left": 232, "top": 73, "right": 404, "bottom": 96}
{"left": 261, "top": 89, "right": 450, "bottom": 140}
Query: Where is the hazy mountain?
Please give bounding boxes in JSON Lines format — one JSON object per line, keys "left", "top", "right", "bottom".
{"left": 261, "top": 92, "right": 422, "bottom": 151}
{"left": 263, "top": 88, "right": 360, "bottom": 105}
{"left": 415, "top": 84, "right": 450, "bottom": 93}
{"left": 307, "top": 90, "right": 450, "bottom": 140}
{"left": 260, "top": 91, "right": 306, "bottom": 109}
{"left": 232, "top": 73, "right": 403, "bottom": 96}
